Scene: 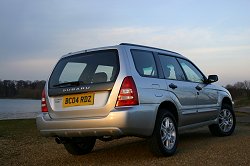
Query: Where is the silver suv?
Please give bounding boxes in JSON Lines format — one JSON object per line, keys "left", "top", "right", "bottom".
{"left": 36, "top": 43, "right": 236, "bottom": 156}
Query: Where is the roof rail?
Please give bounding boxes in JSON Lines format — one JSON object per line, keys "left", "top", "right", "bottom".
{"left": 119, "top": 43, "right": 180, "bottom": 55}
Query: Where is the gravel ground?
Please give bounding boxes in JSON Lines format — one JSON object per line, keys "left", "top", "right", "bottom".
{"left": 0, "top": 109, "right": 250, "bottom": 166}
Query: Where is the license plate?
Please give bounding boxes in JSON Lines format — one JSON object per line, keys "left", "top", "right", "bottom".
{"left": 63, "top": 93, "right": 94, "bottom": 108}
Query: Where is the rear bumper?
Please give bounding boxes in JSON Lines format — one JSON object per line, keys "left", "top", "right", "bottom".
{"left": 36, "top": 105, "right": 157, "bottom": 138}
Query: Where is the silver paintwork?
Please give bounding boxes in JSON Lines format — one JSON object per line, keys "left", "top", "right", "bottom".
{"left": 36, "top": 43, "right": 234, "bottom": 138}
{"left": 36, "top": 104, "right": 158, "bottom": 137}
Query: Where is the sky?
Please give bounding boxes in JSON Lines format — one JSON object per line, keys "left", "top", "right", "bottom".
{"left": 0, "top": 0, "right": 250, "bottom": 86}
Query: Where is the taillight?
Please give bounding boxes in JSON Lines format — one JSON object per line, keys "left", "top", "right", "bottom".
{"left": 41, "top": 88, "right": 48, "bottom": 112}
{"left": 116, "top": 76, "right": 139, "bottom": 107}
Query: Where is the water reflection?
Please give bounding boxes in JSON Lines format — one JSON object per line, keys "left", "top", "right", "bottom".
{"left": 0, "top": 99, "right": 40, "bottom": 120}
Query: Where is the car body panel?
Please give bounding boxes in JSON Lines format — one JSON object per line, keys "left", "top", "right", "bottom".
{"left": 36, "top": 43, "right": 234, "bottom": 138}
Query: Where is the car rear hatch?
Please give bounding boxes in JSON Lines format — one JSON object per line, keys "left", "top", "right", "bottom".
{"left": 47, "top": 49, "right": 119, "bottom": 119}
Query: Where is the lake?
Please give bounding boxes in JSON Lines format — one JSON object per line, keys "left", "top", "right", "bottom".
{"left": 0, "top": 99, "right": 40, "bottom": 120}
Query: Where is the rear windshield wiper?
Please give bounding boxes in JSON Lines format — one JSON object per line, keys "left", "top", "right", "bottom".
{"left": 53, "top": 81, "right": 84, "bottom": 87}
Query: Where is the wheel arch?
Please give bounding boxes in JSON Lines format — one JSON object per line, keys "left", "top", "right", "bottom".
{"left": 221, "top": 97, "right": 233, "bottom": 109}
{"left": 156, "top": 100, "right": 179, "bottom": 125}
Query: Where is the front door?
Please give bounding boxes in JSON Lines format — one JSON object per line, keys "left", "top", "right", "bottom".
{"left": 177, "top": 58, "right": 218, "bottom": 123}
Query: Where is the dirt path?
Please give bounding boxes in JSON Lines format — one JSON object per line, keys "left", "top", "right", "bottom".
{"left": 0, "top": 111, "right": 250, "bottom": 166}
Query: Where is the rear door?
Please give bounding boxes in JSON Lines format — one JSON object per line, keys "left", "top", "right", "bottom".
{"left": 47, "top": 49, "right": 120, "bottom": 119}
{"left": 128, "top": 49, "right": 166, "bottom": 106}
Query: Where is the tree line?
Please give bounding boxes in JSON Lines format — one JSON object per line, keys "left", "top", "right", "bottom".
{"left": 0, "top": 79, "right": 249, "bottom": 100}
{"left": 225, "top": 80, "right": 250, "bottom": 99}
{"left": 0, "top": 80, "right": 45, "bottom": 99}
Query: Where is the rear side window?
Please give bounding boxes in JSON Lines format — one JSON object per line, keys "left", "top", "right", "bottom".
{"left": 131, "top": 50, "right": 158, "bottom": 77}
{"left": 49, "top": 49, "right": 119, "bottom": 88}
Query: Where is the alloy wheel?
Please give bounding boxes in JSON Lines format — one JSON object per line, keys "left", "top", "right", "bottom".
{"left": 160, "top": 117, "right": 176, "bottom": 150}
{"left": 218, "top": 109, "right": 234, "bottom": 133}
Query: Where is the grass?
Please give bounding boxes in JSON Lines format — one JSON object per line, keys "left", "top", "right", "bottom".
{"left": 1, "top": 112, "right": 250, "bottom": 165}
{"left": 0, "top": 119, "right": 39, "bottom": 140}
{"left": 0, "top": 119, "right": 55, "bottom": 166}
{"left": 234, "top": 97, "right": 250, "bottom": 108}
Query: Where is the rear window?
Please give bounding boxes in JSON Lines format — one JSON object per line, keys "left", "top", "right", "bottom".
{"left": 49, "top": 49, "right": 119, "bottom": 88}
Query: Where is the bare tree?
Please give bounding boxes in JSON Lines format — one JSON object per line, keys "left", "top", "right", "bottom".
{"left": 244, "top": 80, "right": 250, "bottom": 90}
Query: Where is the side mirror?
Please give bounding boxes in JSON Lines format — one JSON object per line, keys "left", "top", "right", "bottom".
{"left": 206, "top": 75, "right": 218, "bottom": 84}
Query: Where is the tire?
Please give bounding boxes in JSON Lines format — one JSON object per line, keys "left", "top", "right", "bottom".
{"left": 64, "top": 137, "right": 96, "bottom": 155}
{"left": 149, "top": 110, "right": 178, "bottom": 156}
{"left": 209, "top": 104, "right": 236, "bottom": 137}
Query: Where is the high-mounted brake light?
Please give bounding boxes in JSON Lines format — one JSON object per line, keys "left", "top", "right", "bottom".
{"left": 116, "top": 76, "right": 139, "bottom": 107}
{"left": 41, "top": 88, "right": 48, "bottom": 112}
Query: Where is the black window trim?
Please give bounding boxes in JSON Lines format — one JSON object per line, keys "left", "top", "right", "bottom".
{"left": 153, "top": 52, "right": 164, "bottom": 79}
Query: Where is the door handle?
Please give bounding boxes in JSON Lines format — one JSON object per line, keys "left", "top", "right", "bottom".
{"left": 195, "top": 85, "right": 202, "bottom": 91}
{"left": 169, "top": 83, "right": 177, "bottom": 89}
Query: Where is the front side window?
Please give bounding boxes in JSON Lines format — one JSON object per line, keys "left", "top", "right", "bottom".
{"left": 159, "top": 54, "right": 185, "bottom": 81}
{"left": 131, "top": 50, "right": 158, "bottom": 77}
{"left": 178, "top": 58, "right": 204, "bottom": 83}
